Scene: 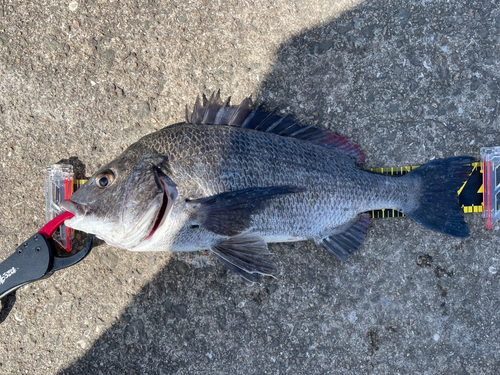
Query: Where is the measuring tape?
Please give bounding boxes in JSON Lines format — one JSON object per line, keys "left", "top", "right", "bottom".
{"left": 68, "top": 164, "right": 485, "bottom": 220}
{"left": 44, "top": 148, "right": 500, "bottom": 251}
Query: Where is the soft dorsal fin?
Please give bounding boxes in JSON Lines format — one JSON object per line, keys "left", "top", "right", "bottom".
{"left": 186, "top": 90, "right": 365, "bottom": 163}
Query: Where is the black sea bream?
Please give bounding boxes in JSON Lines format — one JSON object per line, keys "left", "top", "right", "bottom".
{"left": 62, "top": 92, "right": 474, "bottom": 281}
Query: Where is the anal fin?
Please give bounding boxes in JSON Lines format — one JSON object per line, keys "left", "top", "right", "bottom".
{"left": 211, "top": 233, "right": 277, "bottom": 283}
{"left": 321, "top": 213, "right": 371, "bottom": 263}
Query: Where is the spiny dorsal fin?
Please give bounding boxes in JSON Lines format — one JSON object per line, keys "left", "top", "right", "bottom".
{"left": 186, "top": 91, "right": 365, "bottom": 163}
{"left": 201, "top": 91, "right": 222, "bottom": 124}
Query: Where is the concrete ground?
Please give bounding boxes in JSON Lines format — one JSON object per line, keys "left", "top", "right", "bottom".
{"left": 0, "top": 0, "right": 499, "bottom": 373}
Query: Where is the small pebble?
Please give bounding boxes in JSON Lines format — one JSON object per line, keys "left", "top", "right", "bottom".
{"left": 433, "top": 334, "right": 440, "bottom": 342}
{"left": 489, "top": 266, "right": 497, "bottom": 275}
{"left": 69, "top": 1, "right": 78, "bottom": 11}
{"left": 348, "top": 311, "right": 358, "bottom": 323}
{"left": 77, "top": 340, "right": 88, "bottom": 349}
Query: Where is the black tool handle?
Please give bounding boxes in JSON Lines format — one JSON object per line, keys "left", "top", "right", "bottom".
{"left": 0, "top": 234, "right": 53, "bottom": 299}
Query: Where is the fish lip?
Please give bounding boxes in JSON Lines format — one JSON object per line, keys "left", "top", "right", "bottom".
{"left": 145, "top": 184, "right": 168, "bottom": 240}
{"left": 144, "top": 167, "right": 176, "bottom": 241}
{"left": 60, "top": 200, "right": 90, "bottom": 216}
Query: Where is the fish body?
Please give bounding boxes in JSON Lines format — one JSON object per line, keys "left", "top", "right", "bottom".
{"left": 127, "top": 123, "right": 411, "bottom": 250}
{"left": 63, "top": 93, "right": 474, "bottom": 281}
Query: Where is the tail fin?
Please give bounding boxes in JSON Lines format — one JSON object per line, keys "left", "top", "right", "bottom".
{"left": 403, "top": 156, "right": 475, "bottom": 238}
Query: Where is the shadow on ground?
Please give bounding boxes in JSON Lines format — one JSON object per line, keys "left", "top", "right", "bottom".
{"left": 61, "top": 0, "right": 500, "bottom": 374}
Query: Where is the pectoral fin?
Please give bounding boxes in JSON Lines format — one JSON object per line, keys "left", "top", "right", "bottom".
{"left": 188, "top": 186, "right": 305, "bottom": 236}
{"left": 211, "top": 233, "right": 277, "bottom": 283}
{"left": 321, "top": 213, "right": 371, "bottom": 263}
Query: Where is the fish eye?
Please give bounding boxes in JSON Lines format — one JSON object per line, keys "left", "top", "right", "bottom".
{"left": 95, "top": 170, "right": 116, "bottom": 188}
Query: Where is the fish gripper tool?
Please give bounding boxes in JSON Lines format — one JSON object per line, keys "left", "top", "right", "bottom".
{"left": 0, "top": 212, "right": 93, "bottom": 323}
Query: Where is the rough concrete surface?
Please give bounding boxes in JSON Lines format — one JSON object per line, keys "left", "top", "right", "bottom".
{"left": 0, "top": 0, "right": 499, "bottom": 374}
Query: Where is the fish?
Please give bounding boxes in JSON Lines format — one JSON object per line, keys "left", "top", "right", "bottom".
{"left": 61, "top": 91, "right": 474, "bottom": 282}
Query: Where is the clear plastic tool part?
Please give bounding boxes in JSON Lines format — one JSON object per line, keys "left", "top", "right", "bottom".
{"left": 481, "top": 147, "right": 500, "bottom": 229}
{"left": 44, "top": 164, "right": 74, "bottom": 251}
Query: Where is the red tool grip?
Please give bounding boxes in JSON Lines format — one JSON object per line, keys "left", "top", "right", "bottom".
{"left": 38, "top": 211, "right": 75, "bottom": 239}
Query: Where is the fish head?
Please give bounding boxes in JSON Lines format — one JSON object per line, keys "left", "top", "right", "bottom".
{"left": 62, "top": 145, "right": 178, "bottom": 249}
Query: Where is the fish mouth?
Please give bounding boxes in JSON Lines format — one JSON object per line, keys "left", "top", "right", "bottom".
{"left": 60, "top": 200, "right": 90, "bottom": 216}
{"left": 145, "top": 181, "right": 168, "bottom": 240}
{"left": 144, "top": 167, "right": 177, "bottom": 241}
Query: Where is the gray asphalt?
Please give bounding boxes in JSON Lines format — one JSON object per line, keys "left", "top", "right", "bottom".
{"left": 0, "top": 0, "right": 499, "bottom": 374}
